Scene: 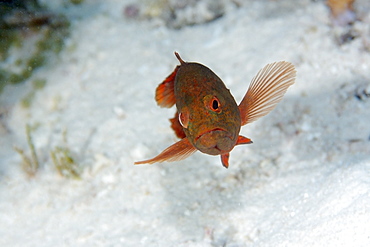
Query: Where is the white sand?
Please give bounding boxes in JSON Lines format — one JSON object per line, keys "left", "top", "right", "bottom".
{"left": 1, "top": 0, "right": 370, "bottom": 246}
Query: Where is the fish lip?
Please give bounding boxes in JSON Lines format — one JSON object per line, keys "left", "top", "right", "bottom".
{"left": 195, "top": 128, "right": 229, "bottom": 142}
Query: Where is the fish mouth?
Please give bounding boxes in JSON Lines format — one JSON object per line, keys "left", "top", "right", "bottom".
{"left": 194, "top": 128, "right": 235, "bottom": 155}
{"left": 195, "top": 128, "right": 229, "bottom": 142}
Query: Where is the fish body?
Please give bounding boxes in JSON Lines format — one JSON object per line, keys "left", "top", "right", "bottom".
{"left": 174, "top": 58, "right": 241, "bottom": 156}
{"left": 135, "top": 52, "right": 296, "bottom": 168}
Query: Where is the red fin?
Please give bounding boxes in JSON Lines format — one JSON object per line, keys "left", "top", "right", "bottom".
{"left": 170, "top": 112, "right": 186, "bottom": 139}
{"left": 220, "top": 137, "right": 251, "bottom": 168}
{"left": 239, "top": 61, "right": 296, "bottom": 126}
{"left": 134, "top": 138, "right": 196, "bottom": 165}
{"left": 155, "top": 66, "right": 179, "bottom": 108}
{"left": 221, "top": 153, "right": 230, "bottom": 168}
{"left": 236, "top": 135, "right": 253, "bottom": 145}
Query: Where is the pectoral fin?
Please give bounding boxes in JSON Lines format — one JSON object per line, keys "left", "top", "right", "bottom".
{"left": 134, "top": 137, "right": 197, "bottom": 165}
{"left": 239, "top": 61, "right": 296, "bottom": 126}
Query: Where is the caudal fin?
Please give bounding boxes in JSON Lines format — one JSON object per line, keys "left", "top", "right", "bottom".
{"left": 155, "top": 66, "right": 179, "bottom": 108}
{"left": 238, "top": 61, "right": 296, "bottom": 126}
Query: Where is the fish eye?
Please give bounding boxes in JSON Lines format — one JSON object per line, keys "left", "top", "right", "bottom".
{"left": 212, "top": 99, "right": 219, "bottom": 110}
{"left": 209, "top": 96, "right": 221, "bottom": 113}
{"left": 203, "top": 95, "right": 222, "bottom": 113}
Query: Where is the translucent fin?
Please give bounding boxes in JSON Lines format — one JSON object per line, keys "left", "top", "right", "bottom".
{"left": 155, "top": 66, "right": 179, "bottom": 108}
{"left": 239, "top": 61, "right": 296, "bottom": 126}
{"left": 134, "top": 137, "right": 196, "bottom": 165}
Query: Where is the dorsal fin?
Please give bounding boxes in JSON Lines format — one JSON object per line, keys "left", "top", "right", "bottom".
{"left": 174, "top": 52, "right": 186, "bottom": 65}
{"left": 155, "top": 66, "right": 179, "bottom": 108}
{"left": 155, "top": 52, "right": 186, "bottom": 108}
{"left": 238, "top": 61, "right": 296, "bottom": 126}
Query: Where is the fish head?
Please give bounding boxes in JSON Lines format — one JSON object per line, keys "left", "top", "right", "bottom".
{"left": 181, "top": 92, "right": 241, "bottom": 156}
{"left": 173, "top": 61, "right": 242, "bottom": 156}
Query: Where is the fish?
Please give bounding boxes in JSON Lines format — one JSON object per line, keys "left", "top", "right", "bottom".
{"left": 135, "top": 52, "right": 296, "bottom": 168}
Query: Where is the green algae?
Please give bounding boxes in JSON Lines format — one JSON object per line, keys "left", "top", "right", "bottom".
{"left": 0, "top": 4, "right": 70, "bottom": 94}
{"left": 13, "top": 124, "right": 40, "bottom": 177}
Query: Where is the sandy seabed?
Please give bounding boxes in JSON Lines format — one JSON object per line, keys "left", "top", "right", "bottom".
{"left": 1, "top": 0, "right": 370, "bottom": 246}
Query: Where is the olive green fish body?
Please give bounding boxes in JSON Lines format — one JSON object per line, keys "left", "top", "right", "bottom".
{"left": 174, "top": 62, "right": 241, "bottom": 156}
